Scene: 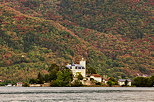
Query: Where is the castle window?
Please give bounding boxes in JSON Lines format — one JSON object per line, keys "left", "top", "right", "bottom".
{"left": 78, "top": 67, "right": 81, "bottom": 69}
{"left": 75, "top": 67, "right": 77, "bottom": 69}
{"left": 82, "top": 67, "right": 85, "bottom": 69}
{"left": 70, "top": 67, "right": 72, "bottom": 69}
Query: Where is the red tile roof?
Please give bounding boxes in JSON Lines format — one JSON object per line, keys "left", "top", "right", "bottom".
{"left": 91, "top": 74, "right": 102, "bottom": 77}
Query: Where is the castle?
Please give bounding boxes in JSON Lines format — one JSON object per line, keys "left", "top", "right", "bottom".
{"left": 66, "top": 58, "right": 86, "bottom": 77}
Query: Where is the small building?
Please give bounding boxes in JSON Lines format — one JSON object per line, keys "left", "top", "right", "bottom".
{"left": 66, "top": 58, "right": 86, "bottom": 77}
{"left": 16, "top": 82, "right": 23, "bottom": 87}
{"left": 42, "top": 83, "right": 50, "bottom": 87}
{"left": 29, "top": 84, "right": 42, "bottom": 87}
{"left": 0, "top": 80, "right": 4, "bottom": 82}
{"left": 90, "top": 74, "right": 102, "bottom": 82}
{"left": 103, "top": 77, "right": 110, "bottom": 84}
{"left": 6, "top": 83, "right": 12, "bottom": 87}
{"left": 118, "top": 79, "right": 132, "bottom": 86}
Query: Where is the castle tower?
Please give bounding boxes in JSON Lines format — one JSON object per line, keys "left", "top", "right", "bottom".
{"left": 79, "top": 58, "right": 86, "bottom": 77}
{"left": 79, "top": 58, "right": 86, "bottom": 68}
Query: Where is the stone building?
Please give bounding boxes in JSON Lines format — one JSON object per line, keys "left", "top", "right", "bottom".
{"left": 66, "top": 58, "right": 86, "bottom": 77}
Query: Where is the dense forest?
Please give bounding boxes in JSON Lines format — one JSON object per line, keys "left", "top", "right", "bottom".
{"left": 0, "top": 0, "right": 153, "bottom": 82}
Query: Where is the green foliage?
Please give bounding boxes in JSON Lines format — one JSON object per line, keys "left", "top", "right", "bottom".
{"left": 29, "top": 78, "right": 38, "bottom": 84}
{"left": 87, "top": 67, "right": 97, "bottom": 74}
{"left": 133, "top": 76, "right": 154, "bottom": 87}
{"left": 48, "top": 70, "right": 58, "bottom": 81}
{"left": 37, "top": 72, "right": 44, "bottom": 84}
{"left": 107, "top": 80, "right": 115, "bottom": 87}
{"left": 0, "top": 82, "right": 7, "bottom": 86}
{"left": 23, "top": 82, "right": 29, "bottom": 87}
{"left": 60, "top": 0, "right": 153, "bottom": 39}
{"left": 150, "top": 76, "right": 154, "bottom": 86}
{"left": 71, "top": 80, "right": 83, "bottom": 87}
{"left": 27, "top": 64, "right": 73, "bottom": 86}
{"left": 22, "top": 0, "right": 40, "bottom": 8}
{"left": 29, "top": 72, "right": 44, "bottom": 84}
{"left": 48, "top": 64, "right": 59, "bottom": 72}
{"left": 23, "top": 33, "right": 35, "bottom": 52}
{"left": 109, "top": 77, "right": 118, "bottom": 85}
{"left": 0, "top": 0, "right": 153, "bottom": 82}
{"left": 107, "top": 77, "right": 118, "bottom": 86}
{"left": 76, "top": 72, "right": 83, "bottom": 80}
{"left": 50, "top": 69, "right": 73, "bottom": 87}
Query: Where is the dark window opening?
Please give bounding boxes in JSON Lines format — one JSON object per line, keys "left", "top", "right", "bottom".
{"left": 78, "top": 67, "right": 81, "bottom": 69}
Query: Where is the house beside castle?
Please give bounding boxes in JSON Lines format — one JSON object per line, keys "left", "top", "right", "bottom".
{"left": 90, "top": 74, "right": 102, "bottom": 82}
{"left": 66, "top": 58, "right": 86, "bottom": 77}
{"left": 118, "top": 79, "right": 132, "bottom": 86}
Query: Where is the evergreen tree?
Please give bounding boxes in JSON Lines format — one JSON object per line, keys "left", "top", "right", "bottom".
{"left": 125, "top": 80, "right": 128, "bottom": 86}
{"left": 37, "top": 72, "right": 44, "bottom": 84}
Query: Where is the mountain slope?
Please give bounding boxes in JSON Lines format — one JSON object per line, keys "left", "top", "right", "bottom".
{"left": 59, "top": 0, "right": 153, "bottom": 38}
{"left": 0, "top": 4, "right": 108, "bottom": 81}
{"left": 1, "top": 0, "right": 153, "bottom": 39}
{"left": 0, "top": 0, "right": 154, "bottom": 82}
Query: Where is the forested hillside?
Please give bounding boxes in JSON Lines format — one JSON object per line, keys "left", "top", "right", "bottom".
{"left": 59, "top": 0, "right": 153, "bottom": 38}
{"left": 0, "top": 4, "right": 108, "bottom": 82}
{"left": 0, "top": 0, "right": 153, "bottom": 82}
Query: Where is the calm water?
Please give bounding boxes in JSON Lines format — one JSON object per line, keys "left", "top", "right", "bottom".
{"left": 0, "top": 87, "right": 154, "bottom": 102}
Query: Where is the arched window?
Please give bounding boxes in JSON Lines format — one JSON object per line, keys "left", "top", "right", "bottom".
{"left": 82, "top": 67, "right": 85, "bottom": 69}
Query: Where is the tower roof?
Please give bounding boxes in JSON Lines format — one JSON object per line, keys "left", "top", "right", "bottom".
{"left": 81, "top": 58, "right": 86, "bottom": 61}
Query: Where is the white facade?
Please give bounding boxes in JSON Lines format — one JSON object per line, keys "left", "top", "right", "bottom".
{"left": 80, "top": 58, "right": 86, "bottom": 68}
{"left": 118, "top": 81, "right": 131, "bottom": 86}
{"left": 118, "top": 79, "right": 131, "bottom": 86}
{"left": 16, "top": 82, "right": 23, "bottom": 87}
{"left": 90, "top": 74, "right": 102, "bottom": 82}
{"left": 66, "top": 58, "right": 86, "bottom": 77}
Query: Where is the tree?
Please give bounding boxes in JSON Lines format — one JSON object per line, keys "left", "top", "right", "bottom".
{"left": 62, "top": 69, "right": 73, "bottom": 84}
{"left": 107, "top": 80, "right": 114, "bottom": 87}
{"left": 133, "top": 77, "right": 152, "bottom": 87}
{"left": 50, "top": 69, "right": 73, "bottom": 87}
{"left": 23, "top": 33, "right": 35, "bottom": 52}
{"left": 71, "top": 80, "right": 83, "bottom": 87}
{"left": 37, "top": 72, "right": 44, "bottom": 84}
{"left": 87, "top": 67, "right": 97, "bottom": 74}
{"left": 150, "top": 76, "right": 154, "bottom": 86}
{"left": 47, "top": 64, "right": 60, "bottom": 82}
{"left": 48, "top": 69, "right": 58, "bottom": 81}
{"left": 76, "top": 72, "right": 83, "bottom": 80}
{"left": 44, "top": 74, "right": 50, "bottom": 82}
{"left": 125, "top": 80, "right": 128, "bottom": 86}
{"left": 109, "top": 77, "right": 118, "bottom": 85}
{"left": 23, "top": 82, "right": 29, "bottom": 87}
{"left": 29, "top": 78, "right": 38, "bottom": 84}
{"left": 48, "top": 64, "right": 59, "bottom": 72}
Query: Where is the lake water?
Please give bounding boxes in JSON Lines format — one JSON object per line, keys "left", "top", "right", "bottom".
{"left": 0, "top": 87, "right": 154, "bottom": 102}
